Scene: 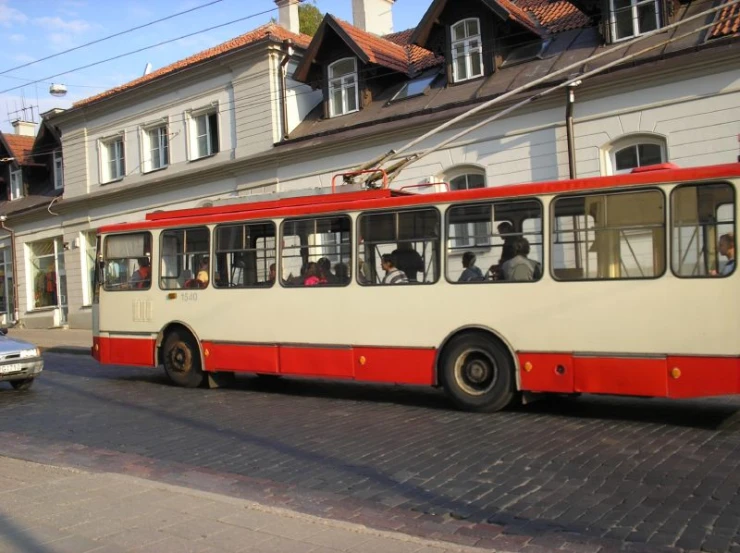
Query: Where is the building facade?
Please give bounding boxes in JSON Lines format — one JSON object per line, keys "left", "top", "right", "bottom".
{"left": 0, "top": 0, "right": 738, "bottom": 329}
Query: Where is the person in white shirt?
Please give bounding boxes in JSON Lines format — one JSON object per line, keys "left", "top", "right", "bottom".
{"left": 381, "top": 254, "right": 408, "bottom": 284}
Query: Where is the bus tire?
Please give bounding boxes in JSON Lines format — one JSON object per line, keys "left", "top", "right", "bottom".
{"left": 162, "top": 330, "right": 205, "bottom": 388}
{"left": 440, "top": 334, "right": 514, "bottom": 412}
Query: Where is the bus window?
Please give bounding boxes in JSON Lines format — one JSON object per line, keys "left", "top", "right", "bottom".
{"left": 552, "top": 189, "right": 665, "bottom": 280}
{"left": 447, "top": 199, "right": 542, "bottom": 283}
{"left": 358, "top": 208, "right": 440, "bottom": 285}
{"left": 671, "top": 183, "right": 735, "bottom": 277}
{"left": 159, "top": 227, "right": 210, "bottom": 290}
{"left": 214, "top": 222, "right": 276, "bottom": 288}
{"left": 103, "top": 232, "right": 152, "bottom": 291}
{"left": 281, "top": 216, "right": 351, "bottom": 286}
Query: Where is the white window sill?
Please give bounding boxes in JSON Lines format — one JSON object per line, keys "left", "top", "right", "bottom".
{"left": 188, "top": 153, "right": 217, "bottom": 163}
{"left": 101, "top": 177, "right": 124, "bottom": 186}
{"left": 28, "top": 306, "right": 57, "bottom": 313}
{"left": 142, "top": 166, "right": 169, "bottom": 175}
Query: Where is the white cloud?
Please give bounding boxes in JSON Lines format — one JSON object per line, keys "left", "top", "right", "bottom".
{"left": 35, "top": 16, "right": 92, "bottom": 33}
{"left": 0, "top": 2, "right": 28, "bottom": 27}
{"left": 8, "top": 33, "right": 24, "bottom": 42}
{"left": 12, "top": 53, "right": 35, "bottom": 64}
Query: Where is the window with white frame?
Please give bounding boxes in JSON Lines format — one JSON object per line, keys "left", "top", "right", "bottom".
{"left": 142, "top": 124, "right": 169, "bottom": 172}
{"left": 28, "top": 239, "right": 58, "bottom": 309}
{"left": 606, "top": 135, "right": 666, "bottom": 175}
{"left": 451, "top": 18, "right": 483, "bottom": 83}
{"left": 101, "top": 135, "right": 125, "bottom": 183}
{"left": 53, "top": 151, "right": 64, "bottom": 190}
{"left": 610, "top": 0, "right": 660, "bottom": 41}
{"left": 189, "top": 109, "right": 219, "bottom": 160}
{"left": 328, "top": 58, "right": 359, "bottom": 117}
{"left": 81, "top": 231, "right": 97, "bottom": 306}
{"left": 449, "top": 171, "right": 488, "bottom": 248}
{"left": 9, "top": 169, "right": 22, "bottom": 200}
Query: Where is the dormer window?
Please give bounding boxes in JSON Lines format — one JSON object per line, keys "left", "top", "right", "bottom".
{"left": 610, "top": 0, "right": 660, "bottom": 41}
{"left": 451, "top": 19, "right": 483, "bottom": 83}
{"left": 328, "top": 58, "right": 358, "bottom": 117}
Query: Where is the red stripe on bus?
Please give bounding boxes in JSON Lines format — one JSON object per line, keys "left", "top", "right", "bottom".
{"left": 95, "top": 336, "right": 156, "bottom": 367}
{"left": 666, "top": 356, "right": 740, "bottom": 398}
{"left": 98, "top": 163, "right": 740, "bottom": 234}
{"left": 518, "top": 353, "right": 740, "bottom": 398}
{"left": 203, "top": 342, "right": 436, "bottom": 385}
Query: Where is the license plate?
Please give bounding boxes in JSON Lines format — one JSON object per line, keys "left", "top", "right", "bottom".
{"left": 0, "top": 363, "right": 23, "bottom": 374}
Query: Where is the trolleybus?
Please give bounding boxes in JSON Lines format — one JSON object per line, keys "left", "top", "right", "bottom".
{"left": 92, "top": 162, "right": 740, "bottom": 412}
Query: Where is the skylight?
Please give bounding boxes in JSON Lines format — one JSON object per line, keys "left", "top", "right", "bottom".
{"left": 392, "top": 74, "right": 438, "bottom": 101}
{"left": 501, "top": 39, "right": 552, "bottom": 68}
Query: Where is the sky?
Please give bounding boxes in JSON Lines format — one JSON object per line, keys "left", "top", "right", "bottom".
{"left": 0, "top": 0, "right": 428, "bottom": 133}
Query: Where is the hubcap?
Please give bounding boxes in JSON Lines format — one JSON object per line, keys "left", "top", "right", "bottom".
{"left": 453, "top": 348, "right": 497, "bottom": 396}
{"left": 169, "top": 344, "right": 191, "bottom": 373}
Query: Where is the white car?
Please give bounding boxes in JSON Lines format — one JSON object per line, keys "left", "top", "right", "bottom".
{"left": 0, "top": 328, "right": 43, "bottom": 391}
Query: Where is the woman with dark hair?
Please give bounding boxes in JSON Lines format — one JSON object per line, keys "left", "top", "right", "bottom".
{"left": 501, "top": 237, "right": 540, "bottom": 281}
{"left": 458, "top": 251, "right": 484, "bottom": 282}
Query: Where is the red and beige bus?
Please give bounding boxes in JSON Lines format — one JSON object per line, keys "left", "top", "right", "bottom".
{"left": 92, "top": 162, "right": 739, "bottom": 412}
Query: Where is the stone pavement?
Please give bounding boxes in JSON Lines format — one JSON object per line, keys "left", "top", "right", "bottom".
{"left": 7, "top": 327, "right": 91, "bottom": 355}
{"left": 0, "top": 456, "right": 494, "bottom": 553}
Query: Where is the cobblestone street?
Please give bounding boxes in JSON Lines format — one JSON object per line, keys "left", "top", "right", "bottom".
{"left": 1, "top": 353, "right": 739, "bottom": 553}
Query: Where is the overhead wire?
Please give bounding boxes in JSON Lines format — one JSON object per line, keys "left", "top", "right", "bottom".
{"left": 0, "top": 0, "right": 226, "bottom": 77}
{"left": 0, "top": 1, "right": 304, "bottom": 96}
{"left": 8, "top": 0, "right": 736, "bottom": 172}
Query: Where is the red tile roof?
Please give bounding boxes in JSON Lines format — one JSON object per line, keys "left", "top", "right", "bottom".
{"left": 384, "top": 29, "right": 445, "bottom": 72}
{"left": 518, "top": 0, "right": 591, "bottom": 33}
{"left": 2, "top": 135, "right": 35, "bottom": 165}
{"left": 333, "top": 18, "right": 411, "bottom": 74}
{"left": 496, "top": 0, "right": 544, "bottom": 35}
{"left": 74, "top": 23, "right": 311, "bottom": 108}
{"left": 709, "top": 0, "right": 740, "bottom": 38}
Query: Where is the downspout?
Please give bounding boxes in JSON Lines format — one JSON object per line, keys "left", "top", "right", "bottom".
{"left": 566, "top": 81, "right": 581, "bottom": 180}
{"left": 0, "top": 216, "right": 20, "bottom": 325}
{"left": 280, "top": 40, "right": 294, "bottom": 141}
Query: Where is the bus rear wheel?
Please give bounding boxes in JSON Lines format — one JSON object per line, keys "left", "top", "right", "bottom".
{"left": 440, "top": 334, "right": 514, "bottom": 412}
{"left": 162, "top": 330, "right": 205, "bottom": 388}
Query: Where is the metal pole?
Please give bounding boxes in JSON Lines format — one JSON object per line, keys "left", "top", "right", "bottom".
{"left": 566, "top": 83, "right": 579, "bottom": 180}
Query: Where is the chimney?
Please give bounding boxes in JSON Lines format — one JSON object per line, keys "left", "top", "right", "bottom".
{"left": 275, "top": 0, "right": 301, "bottom": 34}
{"left": 352, "top": 0, "right": 394, "bottom": 35}
{"left": 11, "top": 120, "right": 35, "bottom": 137}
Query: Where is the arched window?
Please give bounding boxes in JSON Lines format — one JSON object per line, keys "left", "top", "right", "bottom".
{"left": 451, "top": 18, "right": 483, "bottom": 83}
{"left": 447, "top": 169, "right": 487, "bottom": 247}
{"left": 604, "top": 135, "right": 667, "bottom": 175}
{"left": 328, "top": 58, "right": 358, "bottom": 117}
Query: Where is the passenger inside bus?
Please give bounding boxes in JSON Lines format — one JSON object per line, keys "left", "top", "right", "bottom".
{"left": 334, "top": 262, "right": 349, "bottom": 284}
{"left": 318, "top": 257, "right": 337, "bottom": 284}
{"left": 303, "top": 262, "right": 323, "bottom": 286}
{"left": 459, "top": 252, "right": 485, "bottom": 282}
{"left": 501, "top": 237, "right": 541, "bottom": 281}
{"left": 711, "top": 232, "right": 735, "bottom": 276}
{"left": 130, "top": 257, "right": 151, "bottom": 288}
{"left": 381, "top": 254, "right": 409, "bottom": 284}
{"left": 498, "top": 222, "right": 517, "bottom": 266}
{"left": 393, "top": 243, "right": 424, "bottom": 282}
{"left": 268, "top": 263, "right": 276, "bottom": 284}
{"left": 195, "top": 258, "right": 210, "bottom": 287}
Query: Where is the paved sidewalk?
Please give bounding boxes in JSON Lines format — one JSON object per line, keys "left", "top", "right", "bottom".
{"left": 7, "top": 328, "right": 91, "bottom": 355}
{"left": 0, "top": 457, "right": 494, "bottom": 553}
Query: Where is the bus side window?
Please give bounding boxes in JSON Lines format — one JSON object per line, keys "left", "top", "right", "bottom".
{"left": 552, "top": 189, "right": 665, "bottom": 280}
{"left": 159, "top": 227, "right": 210, "bottom": 290}
{"left": 358, "top": 209, "right": 439, "bottom": 285}
{"left": 214, "top": 222, "right": 276, "bottom": 288}
{"left": 446, "top": 199, "right": 543, "bottom": 283}
{"left": 281, "top": 216, "right": 351, "bottom": 287}
{"left": 671, "top": 183, "right": 735, "bottom": 277}
{"left": 102, "top": 232, "right": 152, "bottom": 291}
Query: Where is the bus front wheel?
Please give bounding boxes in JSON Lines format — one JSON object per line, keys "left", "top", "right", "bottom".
{"left": 162, "top": 330, "right": 205, "bottom": 388}
{"left": 440, "top": 334, "right": 514, "bottom": 412}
